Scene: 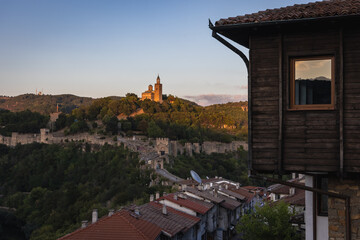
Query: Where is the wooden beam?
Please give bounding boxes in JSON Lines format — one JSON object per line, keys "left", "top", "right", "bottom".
{"left": 339, "top": 27, "right": 344, "bottom": 176}
{"left": 278, "top": 32, "right": 283, "bottom": 174}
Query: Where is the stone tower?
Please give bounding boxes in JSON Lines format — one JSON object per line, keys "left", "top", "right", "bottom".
{"left": 154, "top": 75, "right": 163, "bottom": 103}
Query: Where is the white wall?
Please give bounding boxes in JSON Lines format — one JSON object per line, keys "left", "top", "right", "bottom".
{"left": 305, "top": 175, "right": 328, "bottom": 240}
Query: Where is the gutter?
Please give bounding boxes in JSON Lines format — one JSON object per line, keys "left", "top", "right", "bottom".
{"left": 209, "top": 20, "right": 249, "bottom": 74}
{"left": 250, "top": 174, "right": 351, "bottom": 240}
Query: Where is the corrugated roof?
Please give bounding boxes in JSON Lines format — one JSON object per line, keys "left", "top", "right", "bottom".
{"left": 215, "top": 0, "right": 360, "bottom": 26}
{"left": 57, "top": 210, "right": 162, "bottom": 240}
{"left": 159, "top": 193, "right": 212, "bottom": 215}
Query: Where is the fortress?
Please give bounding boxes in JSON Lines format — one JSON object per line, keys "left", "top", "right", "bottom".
{"left": 141, "top": 75, "right": 163, "bottom": 103}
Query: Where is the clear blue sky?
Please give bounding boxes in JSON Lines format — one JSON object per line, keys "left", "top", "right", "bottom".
{"left": 0, "top": 0, "right": 311, "bottom": 105}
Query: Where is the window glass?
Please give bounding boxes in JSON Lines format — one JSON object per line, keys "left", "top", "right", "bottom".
{"left": 317, "top": 177, "right": 328, "bottom": 216}
{"left": 290, "top": 57, "right": 334, "bottom": 110}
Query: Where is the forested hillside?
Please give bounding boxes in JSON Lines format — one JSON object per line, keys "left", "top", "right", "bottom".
{"left": 166, "top": 147, "right": 251, "bottom": 185}
{"left": 0, "top": 94, "right": 93, "bottom": 114}
{"left": 0, "top": 110, "right": 49, "bottom": 136}
{"left": 55, "top": 94, "right": 248, "bottom": 142}
{"left": 0, "top": 143, "right": 170, "bottom": 240}
{"left": 0, "top": 94, "right": 248, "bottom": 141}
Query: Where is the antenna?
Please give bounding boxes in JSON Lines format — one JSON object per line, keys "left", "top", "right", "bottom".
{"left": 190, "top": 170, "right": 202, "bottom": 185}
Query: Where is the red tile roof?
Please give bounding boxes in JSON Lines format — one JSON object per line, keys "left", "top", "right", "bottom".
{"left": 185, "top": 187, "right": 225, "bottom": 204}
{"left": 216, "top": 193, "right": 242, "bottom": 210}
{"left": 129, "top": 202, "right": 200, "bottom": 237}
{"left": 282, "top": 189, "right": 305, "bottom": 206}
{"left": 229, "top": 187, "right": 255, "bottom": 203}
{"left": 57, "top": 210, "right": 161, "bottom": 240}
{"left": 269, "top": 184, "right": 291, "bottom": 195}
{"left": 159, "top": 193, "right": 212, "bottom": 215}
{"left": 216, "top": 0, "right": 360, "bottom": 26}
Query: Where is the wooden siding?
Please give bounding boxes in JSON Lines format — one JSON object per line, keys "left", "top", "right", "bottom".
{"left": 343, "top": 27, "right": 360, "bottom": 172}
{"left": 282, "top": 27, "right": 340, "bottom": 173}
{"left": 250, "top": 32, "right": 280, "bottom": 171}
{"left": 250, "top": 26, "right": 342, "bottom": 173}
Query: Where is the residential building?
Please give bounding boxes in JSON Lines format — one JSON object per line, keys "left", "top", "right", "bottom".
{"left": 210, "top": 0, "right": 360, "bottom": 239}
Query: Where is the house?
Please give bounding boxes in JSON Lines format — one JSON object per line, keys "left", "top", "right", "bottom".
{"left": 158, "top": 193, "right": 214, "bottom": 240}
{"left": 210, "top": 0, "right": 360, "bottom": 239}
{"left": 183, "top": 186, "right": 241, "bottom": 240}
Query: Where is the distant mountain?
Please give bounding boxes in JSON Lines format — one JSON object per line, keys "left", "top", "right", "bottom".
{"left": 0, "top": 94, "right": 94, "bottom": 114}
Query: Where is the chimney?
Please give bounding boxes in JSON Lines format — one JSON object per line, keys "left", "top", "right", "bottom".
{"left": 135, "top": 207, "right": 140, "bottom": 215}
{"left": 81, "top": 220, "right": 88, "bottom": 228}
{"left": 182, "top": 184, "right": 187, "bottom": 191}
{"left": 225, "top": 184, "right": 228, "bottom": 190}
{"left": 150, "top": 194, "right": 154, "bottom": 202}
{"left": 174, "top": 194, "right": 178, "bottom": 200}
{"left": 162, "top": 204, "right": 167, "bottom": 215}
{"left": 156, "top": 192, "right": 160, "bottom": 199}
{"left": 236, "top": 183, "right": 240, "bottom": 189}
{"left": 92, "top": 209, "right": 98, "bottom": 224}
{"left": 108, "top": 209, "right": 115, "bottom": 217}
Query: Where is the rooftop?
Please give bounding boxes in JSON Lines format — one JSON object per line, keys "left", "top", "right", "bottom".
{"left": 215, "top": 0, "right": 360, "bottom": 26}
{"left": 57, "top": 210, "right": 162, "bottom": 240}
{"left": 125, "top": 202, "right": 200, "bottom": 237}
{"left": 159, "top": 193, "right": 213, "bottom": 215}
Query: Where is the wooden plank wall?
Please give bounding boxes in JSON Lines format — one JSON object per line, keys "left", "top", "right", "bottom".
{"left": 282, "top": 28, "right": 339, "bottom": 172}
{"left": 250, "top": 32, "right": 280, "bottom": 172}
{"left": 250, "top": 27, "right": 344, "bottom": 173}
{"left": 343, "top": 26, "right": 360, "bottom": 172}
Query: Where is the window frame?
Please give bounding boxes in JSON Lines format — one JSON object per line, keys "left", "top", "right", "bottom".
{"left": 289, "top": 56, "right": 335, "bottom": 110}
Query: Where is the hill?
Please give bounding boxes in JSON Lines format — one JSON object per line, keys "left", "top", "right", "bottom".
{"left": 0, "top": 93, "right": 248, "bottom": 140}
{"left": 0, "top": 94, "right": 93, "bottom": 115}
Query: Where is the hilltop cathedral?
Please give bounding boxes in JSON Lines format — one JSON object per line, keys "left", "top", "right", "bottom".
{"left": 141, "top": 75, "right": 163, "bottom": 103}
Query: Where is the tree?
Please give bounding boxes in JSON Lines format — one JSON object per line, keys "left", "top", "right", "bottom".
{"left": 147, "top": 121, "right": 164, "bottom": 138}
{"left": 237, "top": 201, "right": 300, "bottom": 240}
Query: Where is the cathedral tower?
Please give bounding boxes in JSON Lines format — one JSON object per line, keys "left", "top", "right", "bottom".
{"left": 154, "top": 75, "right": 163, "bottom": 103}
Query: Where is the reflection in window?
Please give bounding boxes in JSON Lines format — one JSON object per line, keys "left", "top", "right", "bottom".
{"left": 290, "top": 57, "right": 334, "bottom": 110}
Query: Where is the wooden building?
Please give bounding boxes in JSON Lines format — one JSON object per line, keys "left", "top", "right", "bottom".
{"left": 210, "top": 1, "right": 360, "bottom": 239}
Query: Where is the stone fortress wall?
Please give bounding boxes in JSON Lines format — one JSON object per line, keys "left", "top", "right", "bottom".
{"left": 155, "top": 138, "right": 248, "bottom": 157}
{"left": 0, "top": 129, "right": 116, "bottom": 147}
{"left": 1, "top": 131, "right": 247, "bottom": 156}
{"left": 0, "top": 131, "right": 248, "bottom": 171}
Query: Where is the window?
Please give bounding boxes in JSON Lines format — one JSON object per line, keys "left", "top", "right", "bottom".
{"left": 290, "top": 56, "right": 335, "bottom": 110}
{"left": 316, "top": 176, "right": 328, "bottom": 216}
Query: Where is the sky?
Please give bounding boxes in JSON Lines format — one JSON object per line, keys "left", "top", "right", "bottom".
{"left": 1, "top": 0, "right": 312, "bottom": 106}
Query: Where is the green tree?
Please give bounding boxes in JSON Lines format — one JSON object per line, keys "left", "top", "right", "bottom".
{"left": 237, "top": 201, "right": 300, "bottom": 240}
{"left": 147, "top": 121, "right": 164, "bottom": 138}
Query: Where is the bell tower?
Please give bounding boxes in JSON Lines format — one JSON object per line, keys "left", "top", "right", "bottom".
{"left": 154, "top": 75, "right": 163, "bottom": 103}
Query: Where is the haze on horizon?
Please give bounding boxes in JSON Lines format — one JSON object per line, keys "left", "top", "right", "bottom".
{"left": 1, "top": 0, "right": 311, "bottom": 106}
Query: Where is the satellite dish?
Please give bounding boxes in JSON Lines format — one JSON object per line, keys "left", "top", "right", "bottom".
{"left": 190, "top": 170, "right": 202, "bottom": 184}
